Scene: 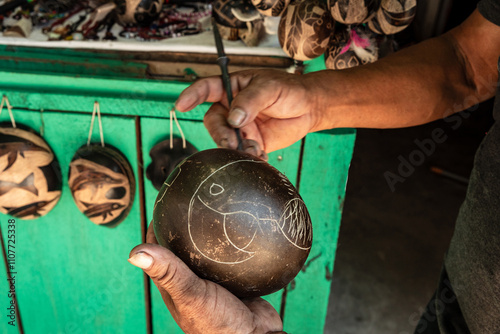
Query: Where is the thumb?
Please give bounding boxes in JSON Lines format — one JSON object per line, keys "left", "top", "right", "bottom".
{"left": 128, "top": 244, "right": 204, "bottom": 301}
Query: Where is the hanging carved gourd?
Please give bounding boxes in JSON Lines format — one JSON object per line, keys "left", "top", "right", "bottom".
{"left": 325, "top": 26, "right": 378, "bottom": 70}
{"left": 69, "top": 144, "right": 135, "bottom": 226}
{"left": 146, "top": 138, "right": 198, "bottom": 191}
{"left": 328, "top": 0, "right": 381, "bottom": 25}
{"left": 367, "top": 0, "right": 417, "bottom": 35}
{"left": 153, "top": 148, "right": 313, "bottom": 298}
{"left": 0, "top": 97, "right": 62, "bottom": 219}
{"left": 68, "top": 102, "right": 135, "bottom": 227}
{"left": 251, "top": 0, "right": 290, "bottom": 17}
{"left": 278, "top": 0, "right": 334, "bottom": 61}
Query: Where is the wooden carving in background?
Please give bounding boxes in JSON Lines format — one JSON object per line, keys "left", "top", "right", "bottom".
{"left": 325, "top": 26, "right": 378, "bottom": 70}
{"left": 368, "top": 0, "right": 417, "bottom": 35}
{"left": 116, "top": 0, "right": 164, "bottom": 25}
{"left": 278, "top": 0, "right": 334, "bottom": 61}
{"left": 251, "top": 0, "right": 290, "bottom": 17}
{"left": 213, "top": 0, "right": 258, "bottom": 28}
{"left": 328, "top": 0, "right": 381, "bottom": 24}
{"left": 69, "top": 144, "right": 135, "bottom": 226}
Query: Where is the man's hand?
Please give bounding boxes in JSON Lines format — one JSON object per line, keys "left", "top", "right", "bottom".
{"left": 175, "top": 69, "right": 320, "bottom": 154}
{"left": 128, "top": 224, "right": 284, "bottom": 334}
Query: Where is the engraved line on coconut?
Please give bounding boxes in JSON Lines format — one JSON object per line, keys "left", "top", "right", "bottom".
{"left": 153, "top": 148, "right": 313, "bottom": 298}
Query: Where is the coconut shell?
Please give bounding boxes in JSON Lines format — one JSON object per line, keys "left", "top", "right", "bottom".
{"left": 325, "top": 26, "right": 378, "bottom": 70}
{"left": 213, "top": 0, "right": 261, "bottom": 29}
{"left": 328, "top": 0, "right": 381, "bottom": 24}
{"left": 278, "top": 0, "right": 334, "bottom": 61}
{"left": 153, "top": 148, "right": 313, "bottom": 298}
{"left": 69, "top": 144, "right": 135, "bottom": 227}
{"left": 146, "top": 138, "right": 198, "bottom": 191}
{"left": 368, "top": 0, "right": 417, "bottom": 35}
{"left": 251, "top": 0, "right": 290, "bottom": 17}
{"left": 0, "top": 123, "right": 62, "bottom": 219}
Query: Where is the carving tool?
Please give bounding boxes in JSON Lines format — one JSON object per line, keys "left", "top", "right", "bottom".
{"left": 212, "top": 18, "right": 244, "bottom": 151}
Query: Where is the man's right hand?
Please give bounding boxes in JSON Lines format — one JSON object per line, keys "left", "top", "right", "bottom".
{"left": 175, "top": 69, "right": 321, "bottom": 155}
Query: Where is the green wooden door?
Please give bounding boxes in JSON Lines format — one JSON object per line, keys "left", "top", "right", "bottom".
{"left": 0, "top": 109, "right": 147, "bottom": 334}
{"left": 0, "top": 55, "right": 355, "bottom": 333}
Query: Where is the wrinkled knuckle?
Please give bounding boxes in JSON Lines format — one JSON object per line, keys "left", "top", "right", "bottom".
{"left": 151, "top": 263, "right": 177, "bottom": 288}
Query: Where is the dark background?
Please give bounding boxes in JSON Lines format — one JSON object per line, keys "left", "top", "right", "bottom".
{"left": 324, "top": 1, "right": 494, "bottom": 333}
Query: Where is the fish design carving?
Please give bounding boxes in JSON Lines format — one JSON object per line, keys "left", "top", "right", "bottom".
{"left": 71, "top": 165, "right": 124, "bottom": 192}
{"left": 0, "top": 173, "right": 38, "bottom": 196}
{"left": 81, "top": 201, "right": 125, "bottom": 221}
{"left": 4, "top": 196, "right": 58, "bottom": 218}
{"left": 187, "top": 159, "right": 312, "bottom": 265}
{"left": 0, "top": 134, "right": 49, "bottom": 171}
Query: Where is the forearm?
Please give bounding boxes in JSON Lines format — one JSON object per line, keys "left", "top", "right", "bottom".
{"left": 307, "top": 10, "right": 499, "bottom": 131}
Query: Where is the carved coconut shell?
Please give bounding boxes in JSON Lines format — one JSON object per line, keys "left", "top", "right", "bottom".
{"left": 367, "top": 0, "right": 417, "bottom": 35}
{"left": 153, "top": 148, "right": 313, "bottom": 298}
{"left": 115, "top": 0, "right": 164, "bottom": 26}
{"left": 325, "top": 26, "right": 378, "bottom": 70}
{"left": 69, "top": 144, "right": 135, "bottom": 227}
{"left": 0, "top": 123, "right": 62, "bottom": 219}
{"left": 278, "top": 0, "right": 334, "bottom": 61}
{"left": 146, "top": 138, "right": 198, "bottom": 191}
{"left": 251, "top": 0, "right": 290, "bottom": 17}
{"left": 328, "top": 0, "right": 381, "bottom": 24}
{"left": 213, "top": 0, "right": 261, "bottom": 29}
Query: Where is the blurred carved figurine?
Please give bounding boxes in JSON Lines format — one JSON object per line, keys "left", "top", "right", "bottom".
{"left": 115, "top": 0, "right": 164, "bottom": 26}
{"left": 88, "top": 0, "right": 165, "bottom": 26}
{"left": 213, "top": 0, "right": 265, "bottom": 46}
{"left": 68, "top": 144, "right": 136, "bottom": 226}
{"left": 328, "top": 0, "right": 381, "bottom": 25}
{"left": 278, "top": 0, "right": 334, "bottom": 61}
{"left": 0, "top": 97, "right": 62, "bottom": 219}
{"left": 251, "top": 0, "right": 290, "bottom": 17}
{"left": 325, "top": 25, "right": 378, "bottom": 70}
{"left": 368, "top": 0, "right": 417, "bottom": 35}
{"left": 3, "top": 16, "right": 32, "bottom": 38}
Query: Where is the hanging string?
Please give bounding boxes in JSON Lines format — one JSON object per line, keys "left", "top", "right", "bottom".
{"left": 0, "top": 95, "right": 17, "bottom": 128}
{"left": 170, "top": 107, "right": 186, "bottom": 149}
{"left": 87, "top": 101, "right": 105, "bottom": 147}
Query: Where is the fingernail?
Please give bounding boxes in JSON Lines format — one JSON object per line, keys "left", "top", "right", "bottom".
{"left": 228, "top": 108, "right": 246, "bottom": 127}
{"left": 128, "top": 252, "right": 153, "bottom": 269}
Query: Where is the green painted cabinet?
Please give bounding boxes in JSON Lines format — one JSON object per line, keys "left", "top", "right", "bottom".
{"left": 0, "top": 47, "right": 355, "bottom": 334}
